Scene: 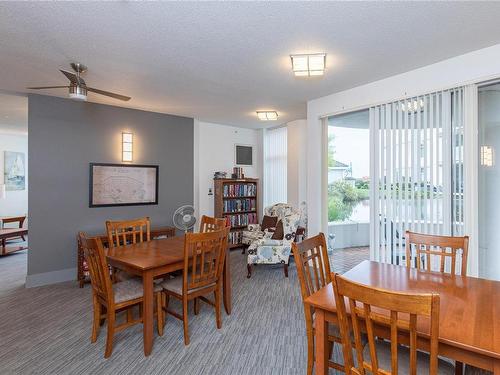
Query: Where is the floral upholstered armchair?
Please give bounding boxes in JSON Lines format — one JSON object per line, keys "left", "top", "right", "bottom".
{"left": 242, "top": 203, "right": 295, "bottom": 247}
{"left": 246, "top": 203, "right": 306, "bottom": 278}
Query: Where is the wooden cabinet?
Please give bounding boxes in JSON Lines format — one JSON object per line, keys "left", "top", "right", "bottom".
{"left": 214, "top": 178, "right": 259, "bottom": 249}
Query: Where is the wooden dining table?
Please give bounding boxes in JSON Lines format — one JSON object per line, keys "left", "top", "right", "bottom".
{"left": 305, "top": 260, "right": 500, "bottom": 375}
{"left": 106, "top": 235, "right": 232, "bottom": 356}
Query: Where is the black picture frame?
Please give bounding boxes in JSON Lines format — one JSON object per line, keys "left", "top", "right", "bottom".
{"left": 89, "top": 163, "right": 159, "bottom": 207}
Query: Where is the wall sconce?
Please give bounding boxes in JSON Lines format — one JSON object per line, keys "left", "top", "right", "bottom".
{"left": 122, "top": 132, "right": 133, "bottom": 162}
{"left": 481, "top": 145, "right": 494, "bottom": 167}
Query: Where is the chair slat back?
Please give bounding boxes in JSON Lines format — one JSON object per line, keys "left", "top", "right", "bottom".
{"left": 405, "top": 231, "right": 469, "bottom": 276}
{"left": 78, "top": 232, "right": 113, "bottom": 303}
{"left": 183, "top": 228, "right": 229, "bottom": 293}
{"left": 106, "top": 217, "right": 151, "bottom": 248}
{"left": 199, "top": 215, "right": 227, "bottom": 233}
{"left": 333, "top": 273, "right": 440, "bottom": 375}
{"left": 292, "top": 233, "right": 332, "bottom": 301}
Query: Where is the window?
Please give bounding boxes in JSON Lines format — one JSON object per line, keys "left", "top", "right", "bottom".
{"left": 264, "top": 127, "right": 287, "bottom": 207}
{"left": 371, "top": 88, "right": 465, "bottom": 266}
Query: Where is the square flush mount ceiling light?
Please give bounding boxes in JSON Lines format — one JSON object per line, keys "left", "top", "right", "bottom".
{"left": 290, "top": 53, "right": 326, "bottom": 77}
{"left": 257, "top": 111, "right": 278, "bottom": 121}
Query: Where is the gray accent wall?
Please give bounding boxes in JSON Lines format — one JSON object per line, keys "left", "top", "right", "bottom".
{"left": 28, "top": 95, "right": 193, "bottom": 284}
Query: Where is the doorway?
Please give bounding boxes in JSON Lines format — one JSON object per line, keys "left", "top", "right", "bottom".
{"left": 0, "top": 93, "right": 28, "bottom": 292}
{"left": 326, "top": 110, "right": 370, "bottom": 271}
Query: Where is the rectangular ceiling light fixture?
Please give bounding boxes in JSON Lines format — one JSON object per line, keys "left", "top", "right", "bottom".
{"left": 256, "top": 111, "right": 278, "bottom": 121}
{"left": 290, "top": 53, "right": 326, "bottom": 77}
{"left": 122, "top": 132, "right": 133, "bottom": 162}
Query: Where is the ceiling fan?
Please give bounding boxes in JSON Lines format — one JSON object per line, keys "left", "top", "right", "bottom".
{"left": 27, "top": 63, "right": 131, "bottom": 102}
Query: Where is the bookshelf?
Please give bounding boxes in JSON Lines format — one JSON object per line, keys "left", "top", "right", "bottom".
{"left": 214, "top": 178, "right": 259, "bottom": 249}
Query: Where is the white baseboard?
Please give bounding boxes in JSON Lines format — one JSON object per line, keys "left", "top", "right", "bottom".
{"left": 25, "top": 267, "right": 77, "bottom": 288}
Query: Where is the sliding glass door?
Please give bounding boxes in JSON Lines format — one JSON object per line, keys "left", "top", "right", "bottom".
{"left": 370, "top": 88, "right": 465, "bottom": 266}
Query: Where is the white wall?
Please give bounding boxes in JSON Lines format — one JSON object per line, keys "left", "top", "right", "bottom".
{"left": 194, "top": 120, "right": 263, "bottom": 220}
{"left": 287, "top": 119, "right": 307, "bottom": 209}
{"left": 0, "top": 133, "right": 28, "bottom": 217}
{"left": 307, "top": 43, "right": 500, "bottom": 235}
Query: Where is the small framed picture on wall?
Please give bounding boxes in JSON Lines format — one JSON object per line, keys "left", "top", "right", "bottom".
{"left": 235, "top": 144, "right": 253, "bottom": 166}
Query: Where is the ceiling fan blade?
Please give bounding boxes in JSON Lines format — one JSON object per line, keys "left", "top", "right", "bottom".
{"left": 87, "top": 87, "right": 131, "bottom": 101}
{"left": 27, "top": 86, "right": 70, "bottom": 90}
{"left": 59, "top": 69, "right": 85, "bottom": 85}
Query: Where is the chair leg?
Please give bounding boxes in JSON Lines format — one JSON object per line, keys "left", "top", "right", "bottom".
{"left": 104, "top": 309, "right": 115, "bottom": 358}
{"left": 455, "top": 361, "right": 464, "bottom": 375}
{"left": 194, "top": 297, "right": 200, "bottom": 315}
{"left": 306, "top": 329, "right": 314, "bottom": 375}
{"left": 283, "top": 263, "right": 289, "bottom": 278}
{"left": 247, "top": 264, "right": 252, "bottom": 278}
{"left": 182, "top": 296, "right": 190, "bottom": 345}
{"left": 91, "top": 295, "right": 101, "bottom": 343}
{"left": 214, "top": 285, "right": 222, "bottom": 329}
{"left": 163, "top": 293, "right": 170, "bottom": 328}
{"left": 156, "top": 292, "right": 164, "bottom": 336}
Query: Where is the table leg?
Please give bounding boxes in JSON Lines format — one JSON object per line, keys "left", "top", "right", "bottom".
{"left": 315, "top": 309, "right": 329, "bottom": 375}
{"left": 494, "top": 359, "right": 500, "bottom": 375}
{"left": 142, "top": 270, "right": 154, "bottom": 356}
{"left": 223, "top": 249, "right": 232, "bottom": 315}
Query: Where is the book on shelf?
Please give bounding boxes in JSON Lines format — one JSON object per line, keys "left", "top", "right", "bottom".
{"left": 225, "top": 213, "right": 257, "bottom": 228}
{"left": 223, "top": 183, "right": 256, "bottom": 198}
{"left": 228, "top": 231, "right": 243, "bottom": 245}
{"left": 223, "top": 198, "right": 256, "bottom": 213}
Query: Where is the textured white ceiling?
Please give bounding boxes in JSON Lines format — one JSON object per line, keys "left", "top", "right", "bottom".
{"left": 1, "top": 2, "right": 500, "bottom": 128}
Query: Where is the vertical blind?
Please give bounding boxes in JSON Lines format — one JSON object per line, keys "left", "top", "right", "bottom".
{"left": 370, "top": 88, "right": 465, "bottom": 267}
{"left": 264, "top": 126, "right": 287, "bottom": 207}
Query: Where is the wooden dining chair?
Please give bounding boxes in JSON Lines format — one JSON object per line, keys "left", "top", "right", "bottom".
{"left": 405, "top": 231, "right": 469, "bottom": 375}
{"left": 105, "top": 217, "right": 151, "bottom": 281}
{"left": 199, "top": 215, "right": 227, "bottom": 233}
{"left": 292, "top": 233, "right": 345, "bottom": 375}
{"left": 197, "top": 215, "right": 228, "bottom": 314}
{"left": 159, "top": 227, "right": 229, "bottom": 345}
{"left": 332, "top": 273, "right": 454, "bottom": 375}
{"left": 405, "top": 231, "right": 469, "bottom": 276}
{"left": 105, "top": 217, "right": 151, "bottom": 248}
{"left": 78, "top": 232, "right": 163, "bottom": 358}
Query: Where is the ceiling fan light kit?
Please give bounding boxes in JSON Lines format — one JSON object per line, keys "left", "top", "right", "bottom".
{"left": 69, "top": 85, "right": 87, "bottom": 101}
{"left": 27, "top": 62, "right": 131, "bottom": 102}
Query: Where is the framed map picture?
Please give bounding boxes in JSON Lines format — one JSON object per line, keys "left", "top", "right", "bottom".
{"left": 89, "top": 163, "right": 159, "bottom": 207}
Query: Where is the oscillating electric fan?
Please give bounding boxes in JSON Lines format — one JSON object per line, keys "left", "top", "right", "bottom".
{"left": 173, "top": 205, "right": 197, "bottom": 233}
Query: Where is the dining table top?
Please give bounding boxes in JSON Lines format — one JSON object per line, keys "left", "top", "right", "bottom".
{"left": 305, "top": 260, "right": 500, "bottom": 360}
{"left": 106, "top": 235, "right": 187, "bottom": 271}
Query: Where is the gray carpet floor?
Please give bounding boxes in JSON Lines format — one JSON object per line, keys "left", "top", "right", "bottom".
{"left": 0, "top": 247, "right": 490, "bottom": 374}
